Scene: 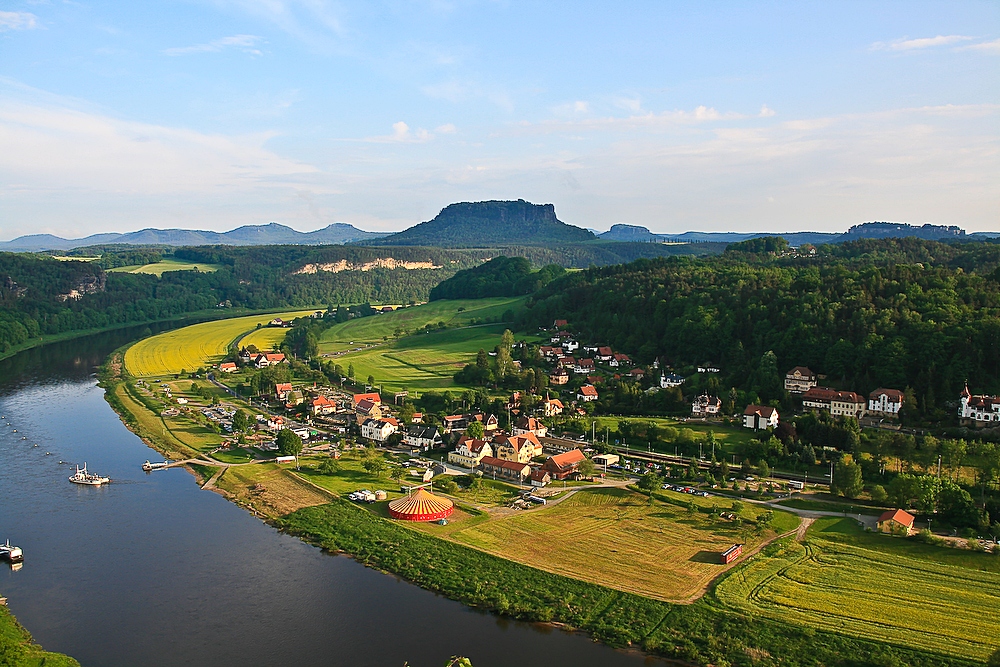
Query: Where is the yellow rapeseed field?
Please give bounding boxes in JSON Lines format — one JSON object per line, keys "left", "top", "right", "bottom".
{"left": 124, "top": 311, "right": 312, "bottom": 377}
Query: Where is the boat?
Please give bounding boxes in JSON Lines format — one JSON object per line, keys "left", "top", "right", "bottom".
{"left": 141, "top": 460, "right": 170, "bottom": 472}
{"left": 0, "top": 540, "right": 23, "bottom": 563}
{"left": 69, "top": 463, "right": 110, "bottom": 486}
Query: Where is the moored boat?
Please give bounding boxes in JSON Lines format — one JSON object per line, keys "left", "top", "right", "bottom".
{"left": 0, "top": 540, "right": 23, "bottom": 563}
{"left": 141, "top": 460, "right": 170, "bottom": 472}
{"left": 69, "top": 463, "right": 110, "bottom": 486}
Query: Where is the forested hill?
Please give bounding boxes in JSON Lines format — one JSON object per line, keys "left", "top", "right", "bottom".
{"left": 367, "top": 200, "right": 596, "bottom": 246}
{"left": 429, "top": 256, "right": 565, "bottom": 300}
{"left": 519, "top": 237, "right": 1000, "bottom": 421}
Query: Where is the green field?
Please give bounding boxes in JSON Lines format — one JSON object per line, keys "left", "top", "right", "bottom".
{"left": 124, "top": 311, "right": 313, "bottom": 376}
{"left": 591, "top": 416, "right": 756, "bottom": 452}
{"left": 331, "top": 323, "right": 532, "bottom": 395}
{"left": 715, "top": 517, "right": 1000, "bottom": 660}
{"left": 108, "top": 257, "right": 225, "bottom": 275}
{"left": 447, "top": 487, "right": 797, "bottom": 602}
{"left": 317, "top": 298, "right": 525, "bottom": 353}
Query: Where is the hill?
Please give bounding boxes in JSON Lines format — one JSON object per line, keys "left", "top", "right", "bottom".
{"left": 0, "top": 222, "right": 386, "bottom": 252}
{"left": 368, "top": 200, "right": 596, "bottom": 247}
{"left": 428, "top": 256, "right": 565, "bottom": 300}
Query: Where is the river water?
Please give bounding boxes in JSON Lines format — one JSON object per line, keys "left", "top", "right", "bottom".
{"left": 0, "top": 328, "right": 662, "bottom": 667}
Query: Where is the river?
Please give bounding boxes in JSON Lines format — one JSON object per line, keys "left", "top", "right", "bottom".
{"left": 0, "top": 328, "right": 663, "bottom": 667}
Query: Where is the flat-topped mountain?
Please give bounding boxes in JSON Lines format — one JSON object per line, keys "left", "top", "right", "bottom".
{"left": 0, "top": 222, "right": 385, "bottom": 252}
{"left": 369, "top": 200, "right": 596, "bottom": 247}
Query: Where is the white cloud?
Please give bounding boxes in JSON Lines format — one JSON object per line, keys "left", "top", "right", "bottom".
{"left": 871, "top": 34, "right": 975, "bottom": 51}
{"left": 163, "top": 34, "right": 263, "bottom": 56}
{"left": 364, "top": 121, "right": 432, "bottom": 143}
{"left": 963, "top": 38, "right": 1000, "bottom": 54}
{"left": 0, "top": 11, "right": 38, "bottom": 31}
{"left": 434, "top": 123, "right": 456, "bottom": 134}
{"left": 213, "top": 0, "right": 345, "bottom": 53}
{"left": 759, "top": 104, "right": 776, "bottom": 118}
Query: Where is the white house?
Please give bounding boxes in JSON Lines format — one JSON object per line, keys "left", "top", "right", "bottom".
{"left": 403, "top": 425, "right": 442, "bottom": 451}
{"left": 577, "top": 385, "right": 599, "bottom": 402}
{"left": 661, "top": 373, "right": 685, "bottom": 388}
{"left": 743, "top": 405, "right": 779, "bottom": 430}
{"left": 361, "top": 418, "right": 398, "bottom": 443}
{"left": 868, "top": 388, "right": 904, "bottom": 417}
{"left": 691, "top": 394, "right": 721, "bottom": 416}
{"left": 959, "top": 385, "right": 1000, "bottom": 425}
{"left": 784, "top": 366, "right": 817, "bottom": 394}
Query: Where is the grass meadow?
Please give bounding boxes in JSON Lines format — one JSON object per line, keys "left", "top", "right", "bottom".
{"left": 446, "top": 487, "right": 797, "bottom": 602}
{"left": 714, "top": 516, "right": 1000, "bottom": 660}
{"left": 124, "top": 311, "right": 314, "bottom": 377}
{"left": 108, "top": 257, "right": 225, "bottom": 275}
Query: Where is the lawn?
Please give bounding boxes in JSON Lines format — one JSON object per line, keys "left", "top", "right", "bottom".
{"left": 714, "top": 516, "right": 1000, "bottom": 661}
{"left": 330, "top": 323, "right": 527, "bottom": 395}
{"left": 446, "top": 486, "right": 797, "bottom": 603}
{"left": 589, "top": 416, "right": 756, "bottom": 458}
{"left": 124, "top": 310, "right": 314, "bottom": 376}
{"left": 317, "top": 297, "right": 526, "bottom": 353}
{"left": 108, "top": 257, "right": 225, "bottom": 275}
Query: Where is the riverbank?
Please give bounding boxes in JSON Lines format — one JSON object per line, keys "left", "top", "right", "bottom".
{"left": 0, "top": 605, "right": 79, "bottom": 667}
{"left": 97, "top": 354, "right": 975, "bottom": 667}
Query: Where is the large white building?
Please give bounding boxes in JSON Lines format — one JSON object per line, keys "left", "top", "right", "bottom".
{"left": 743, "top": 405, "right": 779, "bottom": 430}
{"left": 868, "top": 388, "right": 904, "bottom": 417}
{"left": 959, "top": 385, "right": 1000, "bottom": 425}
{"left": 361, "top": 418, "right": 398, "bottom": 443}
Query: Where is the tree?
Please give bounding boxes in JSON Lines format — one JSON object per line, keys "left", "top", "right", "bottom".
{"left": 637, "top": 472, "right": 663, "bottom": 493}
{"left": 578, "top": 457, "right": 596, "bottom": 480}
{"left": 231, "top": 409, "right": 252, "bottom": 435}
{"left": 347, "top": 363, "right": 355, "bottom": 379}
{"left": 362, "top": 454, "right": 388, "bottom": 478}
{"left": 389, "top": 464, "right": 406, "bottom": 484}
{"left": 318, "top": 458, "right": 340, "bottom": 475}
{"left": 476, "top": 348, "right": 489, "bottom": 370}
{"left": 367, "top": 374, "right": 376, "bottom": 387}
{"left": 831, "top": 460, "right": 863, "bottom": 499}
{"left": 938, "top": 480, "right": 983, "bottom": 529}
{"left": 276, "top": 429, "right": 303, "bottom": 457}
{"left": 756, "top": 459, "right": 770, "bottom": 480}
{"left": 870, "top": 484, "right": 888, "bottom": 503}
{"left": 465, "top": 420, "right": 485, "bottom": 439}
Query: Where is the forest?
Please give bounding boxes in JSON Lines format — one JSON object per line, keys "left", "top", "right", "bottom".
{"left": 519, "top": 237, "right": 1000, "bottom": 422}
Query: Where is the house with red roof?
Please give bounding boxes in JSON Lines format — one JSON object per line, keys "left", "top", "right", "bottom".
{"left": 868, "top": 388, "right": 904, "bottom": 417}
{"left": 219, "top": 362, "right": 237, "bottom": 373}
{"left": 311, "top": 394, "right": 337, "bottom": 416}
{"left": 542, "top": 448, "right": 587, "bottom": 480}
{"left": 877, "top": 509, "right": 915, "bottom": 535}
{"left": 478, "top": 456, "right": 531, "bottom": 483}
{"left": 577, "top": 385, "right": 599, "bottom": 402}
{"left": 352, "top": 392, "right": 382, "bottom": 407}
{"left": 743, "top": 405, "right": 778, "bottom": 430}
{"left": 274, "top": 383, "right": 293, "bottom": 401}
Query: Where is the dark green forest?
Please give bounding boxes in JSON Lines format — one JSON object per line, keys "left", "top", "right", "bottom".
{"left": 519, "top": 238, "right": 1000, "bottom": 421}
{"left": 429, "top": 256, "right": 566, "bottom": 300}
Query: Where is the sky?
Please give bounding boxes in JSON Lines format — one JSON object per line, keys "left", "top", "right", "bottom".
{"left": 0, "top": 0, "right": 998, "bottom": 239}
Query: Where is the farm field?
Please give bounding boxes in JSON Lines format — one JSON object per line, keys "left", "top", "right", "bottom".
{"left": 331, "top": 323, "right": 533, "bottom": 395}
{"left": 240, "top": 326, "right": 291, "bottom": 352}
{"left": 317, "top": 297, "right": 525, "bottom": 354}
{"left": 124, "top": 310, "right": 314, "bottom": 377}
{"left": 108, "top": 257, "right": 225, "bottom": 275}
{"left": 446, "top": 487, "right": 797, "bottom": 602}
{"left": 714, "top": 516, "right": 1000, "bottom": 661}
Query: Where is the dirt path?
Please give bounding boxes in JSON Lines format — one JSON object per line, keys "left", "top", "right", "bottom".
{"left": 796, "top": 517, "right": 815, "bottom": 541}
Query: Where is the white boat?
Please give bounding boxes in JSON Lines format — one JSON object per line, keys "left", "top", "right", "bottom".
{"left": 69, "top": 463, "right": 110, "bottom": 486}
{"left": 0, "top": 540, "right": 23, "bottom": 563}
{"left": 141, "top": 460, "right": 169, "bottom": 471}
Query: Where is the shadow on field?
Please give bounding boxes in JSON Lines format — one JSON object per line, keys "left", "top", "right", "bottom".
{"left": 689, "top": 550, "right": 722, "bottom": 564}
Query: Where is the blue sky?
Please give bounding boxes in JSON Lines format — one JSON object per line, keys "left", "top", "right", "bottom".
{"left": 1, "top": 1, "right": 998, "bottom": 239}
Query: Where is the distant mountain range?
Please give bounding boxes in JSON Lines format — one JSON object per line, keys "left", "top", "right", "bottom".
{"left": 600, "top": 222, "right": 998, "bottom": 245}
{"left": 2, "top": 205, "right": 997, "bottom": 252}
{"left": 0, "top": 222, "right": 386, "bottom": 252}
{"left": 366, "top": 200, "right": 596, "bottom": 247}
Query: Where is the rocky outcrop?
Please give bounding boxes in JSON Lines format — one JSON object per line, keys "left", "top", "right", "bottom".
{"left": 293, "top": 259, "right": 442, "bottom": 274}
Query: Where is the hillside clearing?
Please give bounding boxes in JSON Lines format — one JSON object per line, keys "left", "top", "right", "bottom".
{"left": 108, "top": 257, "right": 225, "bottom": 275}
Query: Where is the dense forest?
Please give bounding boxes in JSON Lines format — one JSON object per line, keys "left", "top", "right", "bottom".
{"left": 520, "top": 238, "right": 1000, "bottom": 421}
{"left": 429, "top": 256, "right": 565, "bottom": 300}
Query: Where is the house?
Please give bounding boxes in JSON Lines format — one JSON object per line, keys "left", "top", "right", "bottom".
{"left": 473, "top": 413, "right": 499, "bottom": 432}
{"left": 549, "top": 368, "right": 569, "bottom": 385}
{"left": 868, "top": 388, "right": 904, "bottom": 417}
{"left": 269, "top": 317, "right": 287, "bottom": 327}
{"left": 448, "top": 436, "right": 493, "bottom": 468}
{"left": 252, "top": 354, "right": 270, "bottom": 369}
{"left": 238, "top": 348, "right": 253, "bottom": 364}
{"left": 410, "top": 412, "right": 424, "bottom": 424}
{"left": 442, "top": 415, "right": 469, "bottom": 432}
{"left": 802, "top": 388, "right": 867, "bottom": 418}
{"left": 697, "top": 363, "right": 721, "bottom": 373}
{"left": 597, "top": 346, "right": 614, "bottom": 362}
{"left": 284, "top": 390, "right": 305, "bottom": 407}
{"left": 563, "top": 340, "right": 579, "bottom": 352}
{"left": 530, "top": 469, "right": 551, "bottom": 487}
{"left": 660, "top": 372, "right": 684, "bottom": 387}
{"left": 352, "top": 392, "right": 382, "bottom": 407}
{"left": 403, "top": 426, "right": 442, "bottom": 451}
{"left": 264, "top": 352, "right": 286, "bottom": 365}
{"left": 513, "top": 415, "right": 547, "bottom": 438}
{"left": 494, "top": 432, "right": 543, "bottom": 464}
{"left": 574, "top": 358, "right": 595, "bottom": 374}
{"left": 380, "top": 305, "right": 394, "bottom": 313}
{"left": 478, "top": 456, "right": 531, "bottom": 483}
{"left": 557, "top": 356, "right": 576, "bottom": 369}
{"left": 958, "top": 385, "right": 1000, "bottom": 425}
{"left": 552, "top": 319, "right": 568, "bottom": 329}
{"left": 743, "top": 405, "right": 779, "bottom": 430}
{"left": 691, "top": 394, "right": 722, "bottom": 416}
{"left": 592, "top": 453, "right": 619, "bottom": 468}
{"left": 266, "top": 416, "right": 285, "bottom": 431}
{"left": 784, "top": 367, "right": 817, "bottom": 393}
{"left": 542, "top": 448, "right": 586, "bottom": 480}
{"left": 311, "top": 395, "right": 337, "bottom": 416}
{"left": 275, "top": 383, "right": 294, "bottom": 401}
{"left": 541, "top": 397, "right": 564, "bottom": 417}
{"left": 355, "top": 398, "right": 382, "bottom": 422}
{"left": 361, "top": 417, "right": 398, "bottom": 443}
{"left": 877, "top": 509, "right": 915, "bottom": 535}
{"left": 720, "top": 544, "right": 743, "bottom": 564}
{"left": 219, "top": 362, "right": 237, "bottom": 373}
{"left": 577, "top": 385, "right": 599, "bottom": 402}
